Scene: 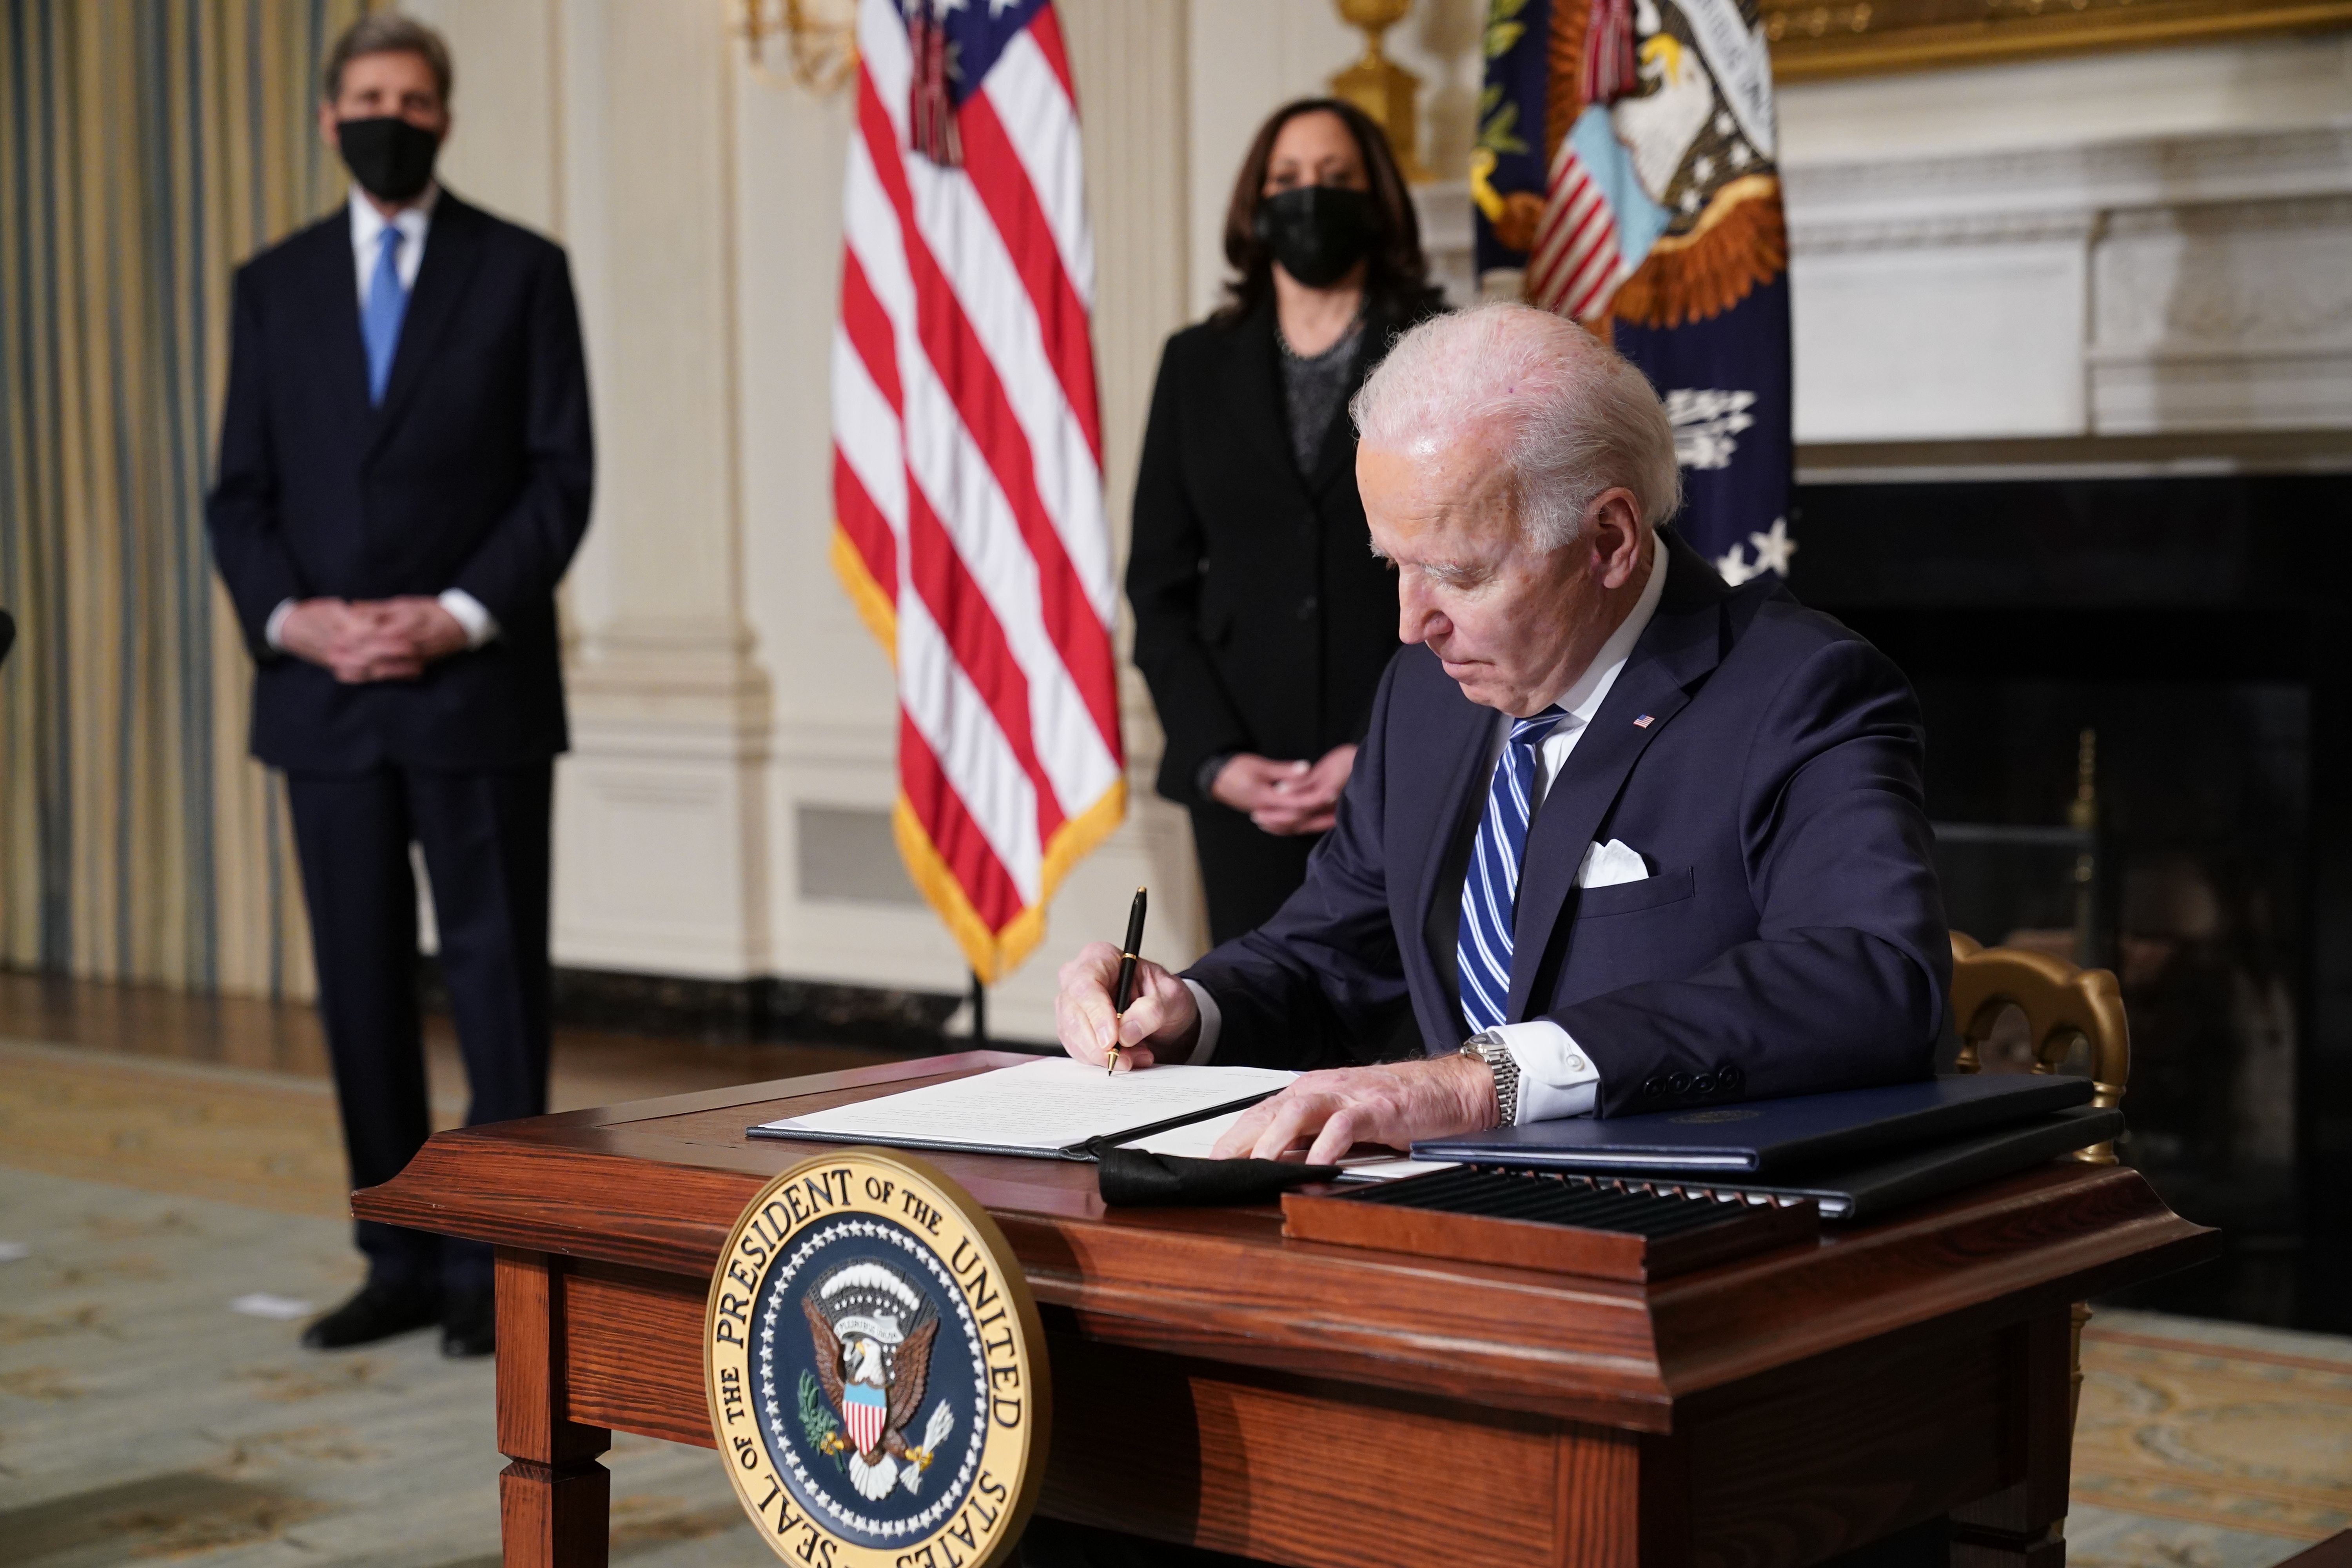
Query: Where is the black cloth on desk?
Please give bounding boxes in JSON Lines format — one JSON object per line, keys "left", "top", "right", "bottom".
{"left": 207, "top": 189, "right": 588, "bottom": 1293}
{"left": 1096, "top": 1147, "right": 1339, "bottom": 1207}
{"left": 1127, "top": 298, "right": 1431, "bottom": 942}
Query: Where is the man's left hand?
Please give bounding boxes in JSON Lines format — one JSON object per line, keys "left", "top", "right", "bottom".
{"left": 360, "top": 597, "right": 470, "bottom": 669}
{"left": 1209, "top": 1052, "right": 1497, "bottom": 1165}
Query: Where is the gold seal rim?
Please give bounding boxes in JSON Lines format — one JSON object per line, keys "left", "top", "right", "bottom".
{"left": 702, "top": 1146, "right": 1050, "bottom": 1568}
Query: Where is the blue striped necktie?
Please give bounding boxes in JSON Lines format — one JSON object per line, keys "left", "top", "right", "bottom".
{"left": 362, "top": 225, "right": 408, "bottom": 405}
{"left": 1457, "top": 706, "right": 1567, "bottom": 1035}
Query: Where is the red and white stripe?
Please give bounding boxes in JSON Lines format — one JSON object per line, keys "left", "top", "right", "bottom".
{"left": 846, "top": 1392, "right": 885, "bottom": 1455}
{"left": 1524, "top": 135, "right": 1628, "bottom": 323}
{"left": 831, "top": 0, "right": 1124, "bottom": 982}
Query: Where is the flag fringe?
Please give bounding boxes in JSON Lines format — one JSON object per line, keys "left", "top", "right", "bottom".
{"left": 839, "top": 523, "right": 1132, "bottom": 987}
{"left": 830, "top": 522, "right": 899, "bottom": 660}
{"left": 1612, "top": 175, "right": 1786, "bottom": 330}
{"left": 894, "top": 777, "right": 1127, "bottom": 986}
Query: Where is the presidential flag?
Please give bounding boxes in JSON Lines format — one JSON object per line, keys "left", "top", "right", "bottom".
{"left": 831, "top": 0, "right": 1125, "bottom": 982}
{"left": 1473, "top": 0, "right": 1795, "bottom": 585}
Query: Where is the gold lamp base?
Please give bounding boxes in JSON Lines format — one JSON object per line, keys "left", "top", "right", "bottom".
{"left": 1330, "top": 0, "right": 1432, "bottom": 183}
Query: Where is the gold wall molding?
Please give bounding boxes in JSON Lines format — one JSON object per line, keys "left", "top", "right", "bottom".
{"left": 1764, "top": 0, "right": 2352, "bottom": 81}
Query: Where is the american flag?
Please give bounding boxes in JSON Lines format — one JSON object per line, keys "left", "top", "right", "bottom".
{"left": 1525, "top": 132, "right": 1629, "bottom": 323}
{"left": 831, "top": 0, "right": 1124, "bottom": 983}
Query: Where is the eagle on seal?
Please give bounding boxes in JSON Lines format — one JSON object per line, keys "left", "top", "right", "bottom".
{"left": 803, "top": 1261, "right": 956, "bottom": 1500}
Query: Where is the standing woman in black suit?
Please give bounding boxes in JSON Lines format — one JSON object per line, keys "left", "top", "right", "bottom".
{"left": 1129, "top": 99, "right": 1444, "bottom": 946}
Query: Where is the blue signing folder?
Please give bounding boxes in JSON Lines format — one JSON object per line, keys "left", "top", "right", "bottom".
{"left": 1412, "top": 1073, "right": 2095, "bottom": 1175}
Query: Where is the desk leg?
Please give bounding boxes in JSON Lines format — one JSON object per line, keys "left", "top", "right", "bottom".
{"left": 1951, "top": 1309, "right": 2073, "bottom": 1568}
{"left": 496, "top": 1247, "right": 613, "bottom": 1568}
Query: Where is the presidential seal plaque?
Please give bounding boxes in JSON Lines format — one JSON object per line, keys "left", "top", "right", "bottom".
{"left": 705, "top": 1149, "right": 1049, "bottom": 1568}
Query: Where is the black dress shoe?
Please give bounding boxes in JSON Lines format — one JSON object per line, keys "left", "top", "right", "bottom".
{"left": 301, "top": 1281, "right": 441, "bottom": 1350}
{"left": 442, "top": 1286, "right": 495, "bottom": 1358}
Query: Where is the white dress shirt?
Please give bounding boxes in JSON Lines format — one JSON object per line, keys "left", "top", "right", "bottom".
{"left": 1184, "top": 536, "right": 1671, "bottom": 1127}
{"left": 350, "top": 183, "right": 435, "bottom": 299}
{"left": 263, "top": 184, "right": 497, "bottom": 656}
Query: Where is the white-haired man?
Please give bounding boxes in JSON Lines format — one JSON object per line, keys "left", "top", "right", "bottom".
{"left": 1051, "top": 302, "right": 1948, "bottom": 1165}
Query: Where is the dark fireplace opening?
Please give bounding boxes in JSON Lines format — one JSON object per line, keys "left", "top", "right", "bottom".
{"left": 1790, "top": 472, "right": 2352, "bottom": 1334}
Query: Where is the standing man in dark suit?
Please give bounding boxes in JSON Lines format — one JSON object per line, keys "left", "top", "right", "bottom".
{"left": 207, "top": 15, "right": 592, "bottom": 1357}
{"left": 1054, "top": 303, "right": 1947, "bottom": 1167}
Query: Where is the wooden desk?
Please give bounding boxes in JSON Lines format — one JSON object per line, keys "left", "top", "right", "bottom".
{"left": 354, "top": 1052, "right": 2216, "bottom": 1568}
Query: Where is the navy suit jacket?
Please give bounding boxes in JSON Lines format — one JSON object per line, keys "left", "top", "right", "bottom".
{"left": 207, "top": 191, "right": 592, "bottom": 772}
{"left": 1187, "top": 528, "right": 1951, "bottom": 1117}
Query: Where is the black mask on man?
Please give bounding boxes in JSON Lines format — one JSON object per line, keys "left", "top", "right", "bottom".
{"left": 336, "top": 116, "right": 441, "bottom": 204}
{"left": 1252, "top": 185, "right": 1377, "bottom": 289}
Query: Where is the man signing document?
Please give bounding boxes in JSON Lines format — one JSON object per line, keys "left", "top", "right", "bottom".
{"left": 1051, "top": 302, "right": 1948, "bottom": 1165}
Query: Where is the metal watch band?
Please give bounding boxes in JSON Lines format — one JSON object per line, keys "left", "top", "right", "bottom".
{"left": 1461, "top": 1030, "right": 1521, "bottom": 1128}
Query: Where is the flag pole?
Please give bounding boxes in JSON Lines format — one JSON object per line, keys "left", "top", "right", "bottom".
{"left": 969, "top": 969, "right": 987, "bottom": 1047}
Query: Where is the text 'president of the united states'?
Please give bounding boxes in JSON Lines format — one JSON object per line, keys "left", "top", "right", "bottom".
{"left": 1053, "top": 301, "right": 1951, "bottom": 1162}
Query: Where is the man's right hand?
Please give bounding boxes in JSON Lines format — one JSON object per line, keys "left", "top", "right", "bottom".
{"left": 1054, "top": 941, "right": 1200, "bottom": 1072}
{"left": 278, "top": 598, "right": 423, "bottom": 683}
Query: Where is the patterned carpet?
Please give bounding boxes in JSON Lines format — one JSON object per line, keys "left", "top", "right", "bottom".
{"left": 0, "top": 1166, "right": 775, "bottom": 1568}
{"left": 1, "top": 1044, "right": 2345, "bottom": 1568}
{"left": 2071, "top": 1312, "right": 2351, "bottom": 1568}
{"left": 0, "top": 1040, "right": 392, "bottom": 1219}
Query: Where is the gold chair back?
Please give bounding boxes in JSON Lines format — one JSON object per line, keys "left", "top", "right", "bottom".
{"left": 1947, "top": 932, "right": 2130, "bottom": 1165}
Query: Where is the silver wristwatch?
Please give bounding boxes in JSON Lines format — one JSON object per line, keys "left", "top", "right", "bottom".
{"left": 1459, "top": 1029, "right": 1521, "bottom": 1128}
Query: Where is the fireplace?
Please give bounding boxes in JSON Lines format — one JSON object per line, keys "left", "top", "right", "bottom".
{"left": 1789, "top": 470, "right": 2352, "bottom": 1332}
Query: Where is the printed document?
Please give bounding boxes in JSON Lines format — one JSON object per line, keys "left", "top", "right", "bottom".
{"left": 750, "top": 1057, "right": 1298, "bottom": 1160}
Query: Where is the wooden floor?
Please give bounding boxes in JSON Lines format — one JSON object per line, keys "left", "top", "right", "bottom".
{"left": 0, "top": 967, "right": 927, "bottom": 1113}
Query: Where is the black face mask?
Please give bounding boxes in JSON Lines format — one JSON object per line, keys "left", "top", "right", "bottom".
{"left": 1252, "top": 185, "right": 1377, "bottom": 289}
{"left": 336, "top": 116, "right": 441, "bottom": 204}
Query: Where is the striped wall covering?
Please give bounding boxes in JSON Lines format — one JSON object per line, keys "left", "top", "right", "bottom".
{"left": 0, "top": 0, "right": 366, "bottom": 998}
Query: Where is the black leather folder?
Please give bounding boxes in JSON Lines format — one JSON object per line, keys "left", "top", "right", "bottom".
{"left": 1413, "top": 1073, "right": 2094, "bottom": 1174}
{"left": 1625, "top": 1107, "right": 2125, "bottom": 1221}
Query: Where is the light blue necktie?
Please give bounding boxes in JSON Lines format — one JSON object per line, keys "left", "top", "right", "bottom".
{"left": 1457, "top": 706, "right": 1567, "bottom": 1035}
{"left": 361, "top": 225, "right": 408, "bottom": 405}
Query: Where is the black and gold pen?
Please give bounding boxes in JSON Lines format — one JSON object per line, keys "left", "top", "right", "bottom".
{"left": 1107, "top": 886, "right": 1148, "bottom": 1076}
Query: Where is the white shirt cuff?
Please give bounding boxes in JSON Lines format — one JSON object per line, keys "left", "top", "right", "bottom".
{"left": 1490, "top": 1019, "right": 1599, "bottom": 1123}
{"left": 1180, "top": 979, "right": 1221, "bottom": 1065}
{"left": 264, "top": 598, "right": 297, "bottom": 652}
{"left": 438, "top": 589, "right": 498, "bottom": 649}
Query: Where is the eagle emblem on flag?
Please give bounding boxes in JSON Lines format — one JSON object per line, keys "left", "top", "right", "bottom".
{"left": 801, "top": 1261, "right": 957, "bottom": 1501}
{"left": 1474, "top": 0, "right": 1795, "bottom": 587}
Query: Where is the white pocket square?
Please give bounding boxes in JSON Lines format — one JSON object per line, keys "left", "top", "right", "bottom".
{"left": 1575, "top": 838, "right": 1651, "bottom": 889}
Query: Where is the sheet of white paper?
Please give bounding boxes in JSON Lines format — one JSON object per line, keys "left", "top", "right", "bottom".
{"left": 1123, "top": 1107, "right": 1247, "bottom": 1158}
{"left": 1334, "top": 1158, "right": 1460, "bottom": 1183}
{"left": 759, "top": 1057, "right": 1298, "bottom": 1155}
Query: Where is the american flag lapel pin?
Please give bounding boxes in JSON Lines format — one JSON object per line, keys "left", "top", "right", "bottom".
{"left": 1633, "top": 714, "right": 1655, "bottom": 729}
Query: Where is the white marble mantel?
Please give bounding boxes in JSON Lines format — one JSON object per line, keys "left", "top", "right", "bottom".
{"left": 1784, "top": 126, "right": 2352, "bottom": 443}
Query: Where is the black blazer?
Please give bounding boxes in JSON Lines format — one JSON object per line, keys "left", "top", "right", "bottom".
{"left": 1126, "top": 299, "right": 1424, "bottom": 807}
{"left": 207, "top": 191, "right": 592, "bottom": 772}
